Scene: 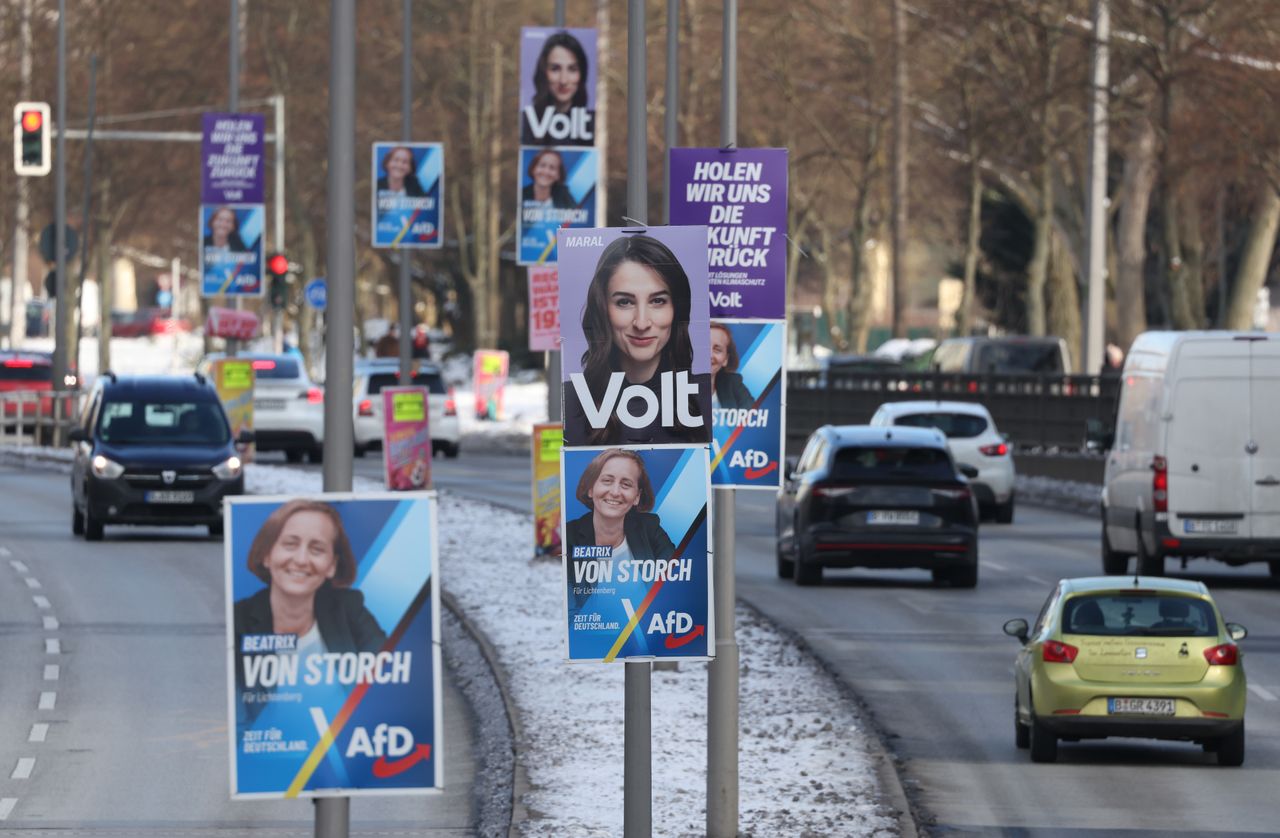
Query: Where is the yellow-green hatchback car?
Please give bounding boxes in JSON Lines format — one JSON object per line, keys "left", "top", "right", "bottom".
{"left": 1004, "top": 576, "right": 1247, "bottom": 766}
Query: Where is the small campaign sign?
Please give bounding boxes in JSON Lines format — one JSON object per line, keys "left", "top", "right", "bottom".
{"left": 202, "top": 113, "right": 265, "bottom": 204}
{"left": 473, "top": 350, "right": 509, "bottom": 421}
{"left": 709, "top": 320, "right": 786, "bottom": 489}
{"left": 382, "top": 387, "right": 432, "bottom": 491}
{"left": 532, "top": 423, "right": 563, "bottom": 558}
{"left": 213, "top": 358, "right": 255, "bottom": 463}
{"left": 528, "top": 266, "right": 559, "bottom": 352}
{"left": 304, "top": 278, "right": 327, "bottom": 311}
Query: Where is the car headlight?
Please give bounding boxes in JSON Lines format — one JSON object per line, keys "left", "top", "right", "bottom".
{"left": 212, "top": 455, "right": 243, "bottom": 480}
{"left": 91, "top": 454, "right": 125, "bottom": 479}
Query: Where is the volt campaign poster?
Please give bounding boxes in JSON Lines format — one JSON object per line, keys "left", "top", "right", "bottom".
{"left": 213, "top": 358, "right": 255, "bottom": 463}
{"left": 668, "top": 148, "right": 789, "bottom": 319}
{"left": 519, "top": 27, "right": 598, "bottom": 148}
{"left": 709, "top": 321, "right": 786, "bottom": 489}
{"left": 202, "top": 112, "right": 265, "bottom": 204}
{"left": 561, "top": 446, "right": 713, "bottom": 662}
{"left": 200, "top": 204, "right": 265, "bottom": 297}
{"left": 557, "top": 226, "right": 712, "bottom": 448}
{"left": 518, "top": 147, "right": 599, "bottom": 266}
{"left": 473, "top": 350, "right": 509, "bottom": 420}
{"left": 371, "top": 142, "right": 444, "bottom": 249}
{"left": 224, "top": 493, "right": 442, "bottom": 798}
{"left": 532, "top": 423, "right": 563, "bottom": 558}
{"left": 528, "top": 266, "right": 559, "bottom": 352}
{"left": 381, "top": 387, "right": 432, "bottom": 491}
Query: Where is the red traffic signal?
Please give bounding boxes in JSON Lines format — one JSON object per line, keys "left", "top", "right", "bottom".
{"left": 267, "top": 253, "right": 289, "bottom": 278}
{"left": 13, "top": 101, "right": 51, "bottom": 176}
{"left": 21, "top": 110, "right": 42, "bottom": 133}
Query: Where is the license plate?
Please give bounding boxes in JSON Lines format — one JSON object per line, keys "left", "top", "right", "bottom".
{"left": 1183, "top": 518, "right": 1239, "bottom": 535}
{"left": 1108, "top": 697, "right": 1175, "bottom": 716}
{"left": 868, "top": 510, "right": 920, "bottom": 525}
{"left": 145, "top": 490, "right": 194, "bottom": 504}
{"left": 255, "top": 399, "right": 286, "bottom": 411}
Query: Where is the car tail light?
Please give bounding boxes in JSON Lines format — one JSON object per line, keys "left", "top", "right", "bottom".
{"left": 811, "top": 484, "right": 855, "bottom": 498}
{"left": 932, "top": 486, "right": 971, "bottom": 500}
{"left": 1204, "top": 644, "right": 1239, "bottom": 666}
{"left": 4, "top": 359, "right": 34, "bottom": 368}
{"left": 979, "top": 443, "right": 1008, "bottom": 456}
{"left": 1152, "top": 455, "right": 1168, "bottom": 513}
{"left": 251, "top": 360, "right": 276, "bottom": 371}
{"left": 303, "top": 387, "right": 324, "bottom": 404}
{"left": 358, "top": 398, "right": 373, "bottom": 417}
{"left": 1042, "top": 640, "right": 1079, "bottom": 663}
{"left": 444, "top": 387, "right": 457, "bottom": 417}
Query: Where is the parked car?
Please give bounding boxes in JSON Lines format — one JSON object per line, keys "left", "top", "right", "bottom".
{"left": 776, "top": 425, "right": 980, "bottom": 587}
{"left": 199, "top": 352, "right": 325, "bottom": 463}
{"left": 0, "top": 350, "right": 54, "bottom": 422}
{"left": 352, "top": 358, "right": 461, "bottom": 458}
{"left": 69, "top": 372, "right": 251, "bottom": 539}
{"left": 1004, "top": 575, "right": 1247, "bottom": 766}
{"left": 1088, "top": 331, "right": 1280, "bottom": 577}
{"left": 869, "top": 400, "right": 1016, "bottom": 523}
{"left": 932, "top": 336, "right": 1071, "bottom": 375}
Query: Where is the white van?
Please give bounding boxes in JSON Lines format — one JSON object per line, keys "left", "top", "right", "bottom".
{"left": 1093, "top": 331, "right": 1280, "bottom": 577}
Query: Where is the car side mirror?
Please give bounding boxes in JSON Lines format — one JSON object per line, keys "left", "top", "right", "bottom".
{"left": 959, "top": 464, "right": 979, "bottom": 479}
{"left": 1084, "top": 418, "right": 1114, "bottom": 452}
{"left": 784, "top": 457, "right": 798, "bottom": 482}
{"left": 68, "top": 427, "right": 89, "bottom": 443}
{"left": 237, "top": 430, "right": 255, "bottom": 445}
{"left": 1003, "top": 618, "right": 1029, "bottom": 644}
{"left": 1226, "top": 622, "right": 1248, "bottom": 642}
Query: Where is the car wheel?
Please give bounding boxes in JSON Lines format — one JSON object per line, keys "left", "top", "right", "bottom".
{"left": 1101, "top": 523, "right": 1128, "bottom": 575}
{"left": 285, "top": 449, "right": 304, "bottom": 464}
{"left": 1217, "top": 724, "right": 1245, "bottom": 767}
{"left": 1029, "top": 715, "right": 1058, "bottom": 763}
{"left": 949, "top": 558, "right": 979, "bottom": 589}
{"left": 1269, "top": 561, "right": 1280, "bottom": 581}
{"left": 1136, "top": 531, "right": 1163, "bottom": 577}
{"left": 84, "top": 506, "right": 104, "bottom": 542}
{"left": 776, "top": 537, "right": 795, "bottom": 579}
{"left": 307, "top": 446, "right": 324, "bottom": 464}
{"left": 793, "top": 542, "right": 822, "bottom": 586}
{"left": 1015, "top": 696, "right": 1030, "bottom": 750}
{"left": 72, "top": 504, "right": 84, "bottom": 536}
{"left": 353, "top": 442, "right": 366, "bottom": 458}
{"left": 996, "top": 496, "right": 1015, "bottom": 525}
{"left": 208, "top": 521, "right": 224, "bottom": 538}
{"left": 444, "top": 442, "right": 460, "bottom": 459}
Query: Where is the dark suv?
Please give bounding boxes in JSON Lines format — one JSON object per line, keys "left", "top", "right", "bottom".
{"left": 70, "top": 373, "right": 251, "bottom": 540}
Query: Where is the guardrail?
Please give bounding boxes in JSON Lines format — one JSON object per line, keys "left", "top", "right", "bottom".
{"left": 786, "top": 370, "right": 1120, "bottom": 454}
{"left": 0, "top": 391, "right": 82, "bottom": 447}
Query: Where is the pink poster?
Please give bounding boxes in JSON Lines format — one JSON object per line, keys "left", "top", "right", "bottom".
{"left": 473, "top": 350, "right": 510, "bottom": 420}
{"left": 381, "top": 386, "right": 433, "bottom": 490}
{"left": 528, "top": 266, "right": 559, "bottom": 352}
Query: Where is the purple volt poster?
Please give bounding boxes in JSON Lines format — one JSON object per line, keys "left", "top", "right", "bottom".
{"left": 668, "top": 148, "right": 788, "bottom": 320}
{"left": 202, "top": 113, "right": 266, "bottom": 204}
{"left": 519, "top": 27, "right": 598, "bottom": 147}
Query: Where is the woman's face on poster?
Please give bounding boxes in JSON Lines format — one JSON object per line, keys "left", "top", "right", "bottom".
{"left": 588, "top": 455, "right": 642, "bottom": 521}
{"left": 710, "top": 327, "right": 731, "bottom": 377}
{"left": 606, "top": 261, "right": 674, "bottom": 373}
{"left": 210, "top": 208, "right": 235, "bottom": 241}
{"left": 532, "top": 152, "right": 563, "bottom": 188}
{"left": 385, "top": 148, "right": 413, "bottom": 181}
{"left": 545, "top": 45, "right": 581, "bottom": 110}
{"left": 262, "top": 509, "right": 338, "bottom": 599}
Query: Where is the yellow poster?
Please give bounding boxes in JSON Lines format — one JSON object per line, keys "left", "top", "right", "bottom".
{"left": 532, "top": 423, "right": 562, "bottom": 558}
{"left": 213, "top": 358, "right": 255, "bottom": 463}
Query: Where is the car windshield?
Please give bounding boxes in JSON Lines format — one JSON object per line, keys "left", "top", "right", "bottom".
{"left": 99, "top": 400, "right": 229, "bottom": 445}
{"left": 895, "top": 412, "right": 989, "bottom": 439}
{"left": 974, "top": 343, "right": 1063, "bottom": 374}
{"left": 830, "top": 446, "right": 955, "bottom": 481}
{"left": 1062, "top": 593, "right": 1218, "bottom": 637}
{"left": 367, "top": 371, "right": 446, "bottom": 395}
{"left": 248, "top": 357, "right": 301, "bottom": 380}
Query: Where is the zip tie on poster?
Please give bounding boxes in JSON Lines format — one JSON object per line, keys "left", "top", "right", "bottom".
{"left": 621, "top": 217, "right": 648, "bottom": 231}
{"left": 719, "top": 143, "right": 737, "bottom": 153}
{"left": 785, "top": 233, "right": 809, "bottom": 259}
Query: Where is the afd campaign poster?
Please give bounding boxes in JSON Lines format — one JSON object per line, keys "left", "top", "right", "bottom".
{"left": 519, "top": 27, "right": 598, "bottom": 147}
{"left": 200, "top": 204, "right": 265, "bottom": 297}
{"left": 381, "top": 387, "right": 432, "bottom": 491}
{"left": 561, "top": 446, "right": 713, "bottom": 662}
{"left": 371, "top": 142, "right": 444, "bottom": 249}
{"left": 710, "top": 321, "right": 786, "bottom": 489}
{"left": 668, "top": 148, "right": 789, "bottom": 320}
{"left": 557, "top": 226, "right": 712, "bottom": 447}
{"left": 224, "top": 493, "right": 442, "bottom": 798}
{"left": 202, "top": 113, "right": 265, "bottom": 204}
{"left": 517, "top": 146, "right": 599, "bottom": 265}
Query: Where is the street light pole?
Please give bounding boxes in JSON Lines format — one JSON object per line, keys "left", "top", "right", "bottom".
{"left": 1084, "top": 0, "right": 1110, "bottom": 373}
{"left": 398, "top": 0, "right": 414, "bottom": 382}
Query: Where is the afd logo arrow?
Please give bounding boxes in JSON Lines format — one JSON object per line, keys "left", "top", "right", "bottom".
{"left": 663, "top": 624, "right": 706, "bottom": 650}
{"left": 744, "top": 461, "right": 779, "bottom": 480}
{"left": 372, "top": 743, "right": 432, "bottom": 779}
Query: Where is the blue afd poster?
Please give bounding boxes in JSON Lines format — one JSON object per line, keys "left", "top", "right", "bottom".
{"left": 371, "top": 142, "right": 445, "bottom": 249}
{"left": 517, "top": 146, "right": 598, "bottom": 265}
{"left": 709, "top": 320, "right": 786, "bottom": 489}
{"left": 224, "top": 493, "right": 442, "bottom": 798}
{"left": 199, "top": 204, "right": 265, "bottom": 298}
{"left": 561, "top": 446, "right": 713, "bottom": 661}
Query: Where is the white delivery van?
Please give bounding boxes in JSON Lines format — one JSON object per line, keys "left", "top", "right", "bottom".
{"left": 1094, "top": 331, "right": 1280, "bottom": 577}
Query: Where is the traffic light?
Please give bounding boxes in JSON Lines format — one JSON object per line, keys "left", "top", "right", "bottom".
{"left": 267, "top": 253, "right": 289, "bottom": 309}
{"left": 13, "top": 102, "right": 51, "bottom": 176}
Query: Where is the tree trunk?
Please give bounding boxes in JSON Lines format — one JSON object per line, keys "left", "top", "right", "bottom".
{"left": 820, "top": 225, "right": 843, "bottom": 349}
{"left": 1179, "top": 190, "right": 1205, "bottom": 328}
{"left": 1115, "top": 114, "right": 1157, "bottom": 350}
{"left": 1026, "top": 158, "right": 1052, "bottom": 337}
{"left": 959, "top": 155, "right": 982, "bottom": 336}
{"left": 1225, "top": 183, "right": 1280, "bottom": 330}
{"left": 1048, "top": 232, "right": 1082, "bottom": 371}
{"left": 890, "top": 0, "right": 908, "bottom": 338}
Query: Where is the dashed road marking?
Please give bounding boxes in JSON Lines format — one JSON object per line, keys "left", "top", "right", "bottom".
{"left": 1023, "top": 574, "right": 1048, "bottom": 586}
{"left": 32, "top": 595, "right": 50, "bottom": 610}
{"left": 38, "top": 692, "right": 56, "bottom": 711}
{"left": 0, "top": 546, "right": 12, "bottom": 557}
{"left": 7, "top": 559, "right": 25, "bottom": 572}
{"left": 0, "top": 798, "right": 15, "bottom": 820}
{"left": 28, "top": 724, "right": 47, "bottom": 743}
{"left": 23, "top": 576, "right": 40, "bottom": 589}
{"left": 43, "top": 665, "right": 59, "bottom": 681}
{"left": 44, "top": 639, "right": 60, "bottom": 655}
{"left": 11, "top": 759, "right": 34, "bottom": 780}
{"left": 984, "top": 560, "right": 1008, "bottom": 572}
{"left": 42, "top": 616, "right": 58, "bottom": 630}
{"left": 1248, "top": 684, "right": 1278, "bottom": 702}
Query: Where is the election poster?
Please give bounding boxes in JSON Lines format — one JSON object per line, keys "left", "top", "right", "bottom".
{"left": 381, "top": 386, "right": 432, "bottom": 491}
{"left": 473, "top": 350, "right": 509, "bottom": 421}
{"left": 517, "top": 146, "right": 599, "bottom": 266}
{"left": 224, "top": 493, "right": 442, "bottom": 798}
{"left": 557, "top": 226, "right": 712, "bottom": 448}
{"left": 528, "top": 266, "right": 559, "bottom": 352}
{"left": 519, "top": 27, "right": 598, "bottom": 148}
{"left": 709, "top": 320, "right": 786, "bottom": 490}
{"left": 371, "top": 142, "right": 445, "bottom": 249}
{"left": 668, "top": 148, "right": 789, "bottom": 320}
{"left": 202, "top": 112, "right": 265, "bottom": 204}
{"left": 213, "top": 358, "right": 255, "bottom": 463}
{"left": 561, "top": 446, "right": 713, "bottom": 662}
{"left": 199, "top": 204, "right": 265, "bottom": 297}
{"left": 532, "top": 423, "right": 563, "bottom": 558}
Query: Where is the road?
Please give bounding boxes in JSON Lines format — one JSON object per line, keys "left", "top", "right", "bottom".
{"left": 405, "top": 449, "right": 1280, "bottom": 837}
{"left": 0, "top": 463, "right": 478, "bottom": 835}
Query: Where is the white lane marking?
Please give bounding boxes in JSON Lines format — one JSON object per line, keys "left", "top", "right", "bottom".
{"left": 44, "top": 639, "right": 60, "bottom": 655}
{"left": 43, "top": 665, "right": 59, "bottom": 681}
{"left": 1248, "top": 684, "right": 1278, "bottom": 702}
{"left": 0, "top": 546, "right": 12, "bottom": 556}
{"left": 10, "top": 759, "right": 33, "bottom": 780}
{"left": 984, "top": 559, "right": 1008, "bottom": 572}
{"left": 1023, "top": 574, "right": 1048, "bottom": 586}
{"left": 8, "top": 559, "right": 25, "bottom": 572}
{"left": 0, "top": 798, "right": 15, "bottom": 820}
{"left": 42, "top": 616, "right": 58, "bottom": 630}
{"left": 23, "top": 577, "right": 40, "bottom": 589}
{"left": 38, "top": 692, "right": 56, "bottom": 711}
{"left": 28, "top": 724, "right": 48, "bottom": 743}
{"left": 32, "top": 595, "right": 50, "bottom": 610}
